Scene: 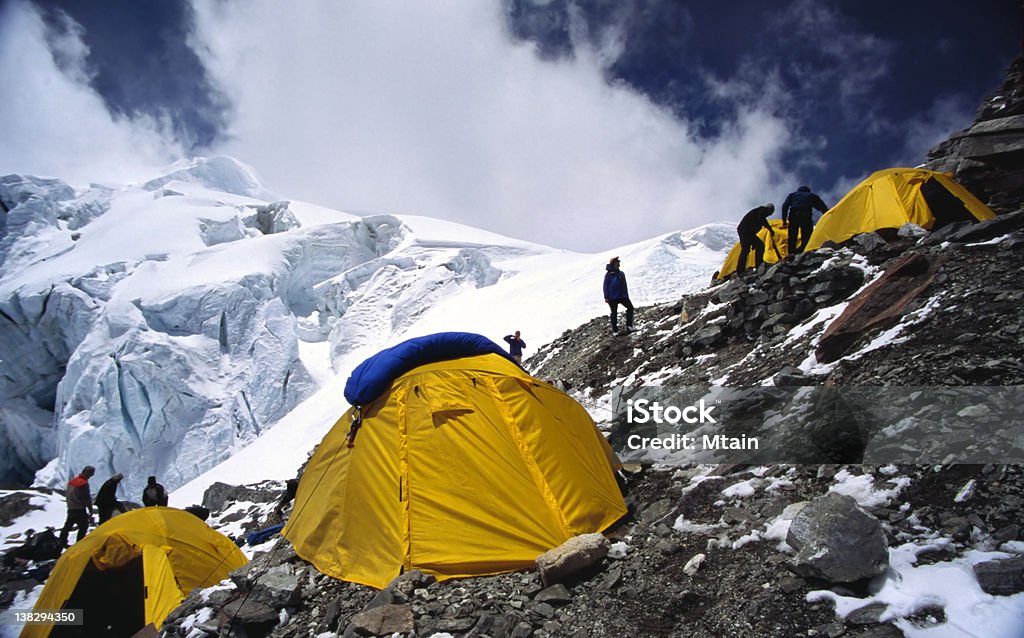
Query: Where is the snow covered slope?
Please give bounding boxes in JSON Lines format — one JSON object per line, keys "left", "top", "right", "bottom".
{"left": 0, "top": 157, "right": 730, "bottom": 499}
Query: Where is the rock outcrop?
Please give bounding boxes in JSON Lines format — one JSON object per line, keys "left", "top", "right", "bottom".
{"left": 926, "top": 51, "right": 1024, "bottom": 214}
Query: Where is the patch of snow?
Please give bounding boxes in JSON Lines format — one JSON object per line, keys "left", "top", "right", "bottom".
{"left": 829, "top": 469, "right": 911, "bottom": 508}
{"left": 721, "top": 478, "right": 761, "bottom": 499}
{"left": 807, "top": 542, "right": 1024, "bottom": 638}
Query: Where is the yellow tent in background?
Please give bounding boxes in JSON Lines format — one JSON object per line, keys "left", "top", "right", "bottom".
{"left": 717, "top": 219, "right": 789, "bottom": 279}
{"left": 283, "top": 347, "right": 627, "bottom": 590}
{"left": 805, "top": 168, "right": 995, "bottom": 251}
{"left": 23, "top": 508, "right": 247, "bottom": 638}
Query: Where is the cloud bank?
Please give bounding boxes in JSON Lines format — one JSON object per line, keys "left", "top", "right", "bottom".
{"left": 186, "top": 2, "right": 794, "bottom": 251}
{"left": 1, "top": 1, "right": 807, "bottom": 251}
{"left": 0, "top": 1, "right": 181, "bottom": 185}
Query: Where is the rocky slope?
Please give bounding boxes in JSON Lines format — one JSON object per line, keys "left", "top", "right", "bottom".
{"left": 147, "top": 52, "right": 1024, "bottom": 638}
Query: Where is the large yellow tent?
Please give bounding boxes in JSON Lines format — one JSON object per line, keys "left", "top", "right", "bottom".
{"left": 283, "top": 334, "right": 627, "bottom": 589}
{"left": 717, "top": 219, "right": 790, "bottom": 279}
{"left": 23, "top": 507, "right": 247, "bottom": 638}
{"left": 805, "top": 168, "right": 995, "bottom": 251}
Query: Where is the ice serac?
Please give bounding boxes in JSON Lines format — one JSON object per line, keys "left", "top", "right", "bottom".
{"left": 37, "top": 275, "right": 316, "bottom": 498}
{"left": 1, "top": 159, "right": 562, "bottom": 497}
{"left": 141, "top": 156, "right": 273, "bottom": 200}
{"left": 0, "top": 175, "right": 124, "bottom": 482}
{"left": 32, "top": 217, "right": 392, "bottom": 497}
{"left": 315, "top": 216, "right": 506, "bottom": 363}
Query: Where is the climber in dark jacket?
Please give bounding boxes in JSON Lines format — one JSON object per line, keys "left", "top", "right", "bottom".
{"left": 94, "top": 473, "right": 127, "bottom": 523}
{"left": 603, "top": 257, "right": 634, "bottom": 335}
{"left": 503, "top": 331, "right": 526, "bottom": 364}
{"left": 736, "top": 203, "right": 776, "bottom": 274}
{"left": 142, "top": 476, "right": 168, "bottom": 507}
{"left": 781, "top": 186, "right": 828, "bottom": 255}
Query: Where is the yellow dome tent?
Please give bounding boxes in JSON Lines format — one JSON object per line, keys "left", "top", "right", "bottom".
{"left": 22, "top": 507, "right": 247, "bottom": 638}
{"left": 805, "top": 168, "right": 996, "bottom": 251}
{"left": 716, "top": 219, "right": 789, "bottom": 279}
{"left": 282, "top": 333, "right": 627, "bottom": 589}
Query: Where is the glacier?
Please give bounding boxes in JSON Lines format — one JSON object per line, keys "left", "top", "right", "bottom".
{"left": 0, "top": 156, "right": 731, "bottom": 499}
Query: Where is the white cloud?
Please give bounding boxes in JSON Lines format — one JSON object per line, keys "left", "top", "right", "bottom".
{"left": 0, "top": 1, "right": 794, "bottom": 251}
{"left": 0, "top": 1, "right": 181, "bottom": 185}
{"left": 189, "top": 1, "right": 793, "bottom": 251}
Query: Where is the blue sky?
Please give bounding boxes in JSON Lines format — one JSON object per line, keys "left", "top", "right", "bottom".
{"left": 1, "top": 0, "right": 1019, "bottom": 251}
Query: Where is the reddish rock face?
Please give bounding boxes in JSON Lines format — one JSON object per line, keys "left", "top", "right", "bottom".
{"left": 815, "top": 252, "right": 939, "bottom": 364}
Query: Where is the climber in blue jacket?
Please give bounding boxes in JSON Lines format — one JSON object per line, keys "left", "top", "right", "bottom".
{"left": 781, "top": 186, "right": 828, "bottom": 255}
{"left": 503, "top": 331, "right": 526, "bottom": 364}
{"left": 603, "top": 256, "right": 634, "bottom": 335}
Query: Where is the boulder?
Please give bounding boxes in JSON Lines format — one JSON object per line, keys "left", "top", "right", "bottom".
{"left": 773, "top": 366, "right": 807, "bottom": 387}
{"left": 534, "top": 583, "right": 573, "bottom": 605}
{"left": 251, "top": 564, "right": 302, "bottom": 608}
{"left": 219, "top": 597, "right": 278, "bottom": 632}
{"left": 816, "top": 252, "right": 938, "bottom": 364}
{"left": 348, "top": 604, "right": 415, "bottom": 636}
{"left": 691, "top": 325, "right": 724, "bottom": 349}
{"left": 945, "top": 209, "right": 1024, "bottom": 244}
{"left": 786, "top": 493, "right": 889, "bottom": 583}
{"left": 852, "top": 232, "right": 887, "bottom": 253}
{"left": 535, "top": 533, "right": 610, "bottom": 586}
{"left": 973, "top": 556, "right": 1024, "bottom": 595}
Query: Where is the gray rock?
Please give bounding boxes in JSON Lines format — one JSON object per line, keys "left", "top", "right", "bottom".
{"left": 511, "top": 621, "right": 535, "bottom": 638}
{"left": 897, "top": 223, "right": 928, "bottom": 238}
{"left": 595, "top": 566, "right": 622, "bottom": 592}
{"left": 973, "top": 556, "right": 1024, "bottom": 595}
{"left": 744, "top": 290, "right": 771, "bottom": 306}
{"left": 251, "top": 564, "right": 302, "bottom": 608}
{"left": 691, "top": 325, "right": 725, "bottom": 348}
{"left": 654, "top": 539, "right": 681, "bottom": 555}
{"left": 767, "top": 300, "right": 794, "bottom": 315}
{"left": 959, "top": 131, "right": 1024, "bottom": 159}
{"left": 773, "top": 365, "right": 807, "bottom": 387}
{"left": 530, "top": 602, "right": 555, "bottom": 619}
{"left": 856, "top": 624, "right": 905, "bottom": 638}
{"left": 365, "top": 570, "right": 435, "bottom": 610}
{"left": 534, "top": 584, "right": 573, "bottom": 605}
{"left": 778, "top": 577, "right": 805, "bottom": 594}
{"left": 967, "top": 113, "right": 1024, "bottom": 136}
{"left": 814, "top": 621, "right": 847, "bottom": 638}
{"left": 993, "top": 524, "right": 1021, "bottom": 542}
{"left": 536, "top": 533, "right": 610, "bottom": 586}
{"left": 640, "top": 498, "right": 673, "bottom": 523}
{"left": 787, "top": 493, "right": 889, "bottom": 583}
{"left": 852, "top": 232, "right": 887, "bottom": 253}
{"left": 846, "top": 602, "right": 888, "bottom": 625}
{"left": 220, "top": 597, "right": 279, "bottom": 627}
{"left": 349, "top": 603, "right": 414, "bottom": 636}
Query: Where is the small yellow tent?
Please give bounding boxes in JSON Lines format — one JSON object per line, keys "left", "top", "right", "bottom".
{"left": 805, "top": 168, "right": 995, "bottom": 251}
{"left": 22, "top": 507, "right": 247, "bottom": 638}
{"left": 717, "top": 219, "right": 789, "bottom": 279}
{"left": 283, "top": 335, "right": 627, "bottom": 589}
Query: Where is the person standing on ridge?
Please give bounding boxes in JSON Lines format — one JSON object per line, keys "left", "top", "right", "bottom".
{"left": 781, "top": 186, "right": 828, "bottom": 256}
{"left": 94, "top": 472, "right": 127, "bottom": 524}
{"left": 603, "top": 256, "right": 634, "bottom": 335}
{"left": 736, "top": 203, "right": 776, "bottom": 274}
{"left": 142, "top": 476, "right": 168, "bottom": 507}
{"left": 503, "top": 331, "right": 526, "bottom": 364}
{"left": 59, "top": 465, "right": 95, "bottom": 546}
